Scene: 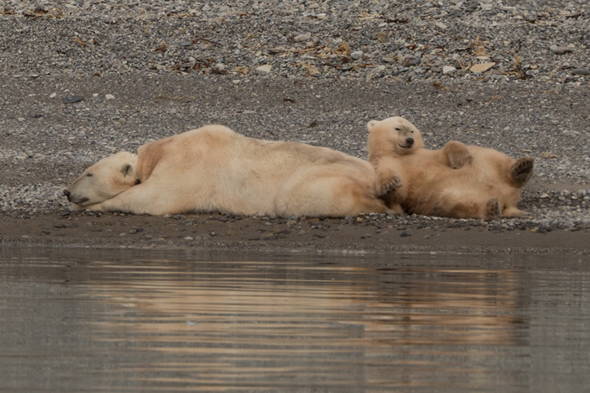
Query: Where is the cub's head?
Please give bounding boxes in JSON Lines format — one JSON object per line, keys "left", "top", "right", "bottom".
{"left": 367, "top": 116, "right": 424, "bottom": 158}
{"left": 64, "top": 151, "right": 139, "bottom": 208}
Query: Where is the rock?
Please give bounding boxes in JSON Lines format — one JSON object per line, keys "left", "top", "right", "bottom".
{"left": 368, "top": 65, "right": 386, "bottom": 79}
{"left": 442, "top": 65, "right": 457, "bottom": 74}
{"left": 402, "top": 56, "right": 421, "bottom": 67}
{"left": 105, "top": 94, "right": 115, "bottom": 100}
{"left": 350, "top": 50, "right": 363, "bottom": 60}
{"left": 63, "top": 96, "right": 84, "bottom": 104}
{"left": 294, "top": 32, "right": 311, "bottom": 42}
{"left": 212, "top": 63, "right": 227, "bottom": 74}
{"left": 255, "top": 64, "right": 272, "bottom": 73}
{"left": 550, "top": 45, "right": 574, "bottom": 55}
{"left": 571, "top": 68, "right": 590, "bottom": 76}
{"left": 523, "top": 13, "right": 538, "bottom": 23}
{"left": 383, "top": 54, "right": 397, "bottom": 64}
{"left": 470, "top": 62, "right": 495, "bottom": 73}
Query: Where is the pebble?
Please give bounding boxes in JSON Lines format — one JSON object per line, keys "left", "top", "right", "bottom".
{"left": 294, "top": 32, "right": 311, "bottom": 42}
{"left": 442, "top": 65, "right": 457, "bottom": 74}
{"left": 350, "top": 51, "right": 363, "bottom": 60}
{"left": 550, "top": 45, "right": 574, "bottom": 55}
{"left": 571, "top": 68, "right": 590, "bottom": 76}
{"left": 470, "top": 62, "right": 495, "bottom": 73}
{"left": 105, "top": 94, "right": 115, "bottom": 100}
{"left": 402, "top": 56, "right": 421, "bottom": 67}
{"left": 212, "top": 63, "right": 227, "bottom": 74}
{"left": 63, "top": 96, "right": 84, "bottom": 104}
{"left": 255, "top": 64, "right": 272, "bottom": 73}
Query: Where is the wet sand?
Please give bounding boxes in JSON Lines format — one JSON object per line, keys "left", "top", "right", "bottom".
{"left": 2, "top": 211, "right": 588, "bottom": 256}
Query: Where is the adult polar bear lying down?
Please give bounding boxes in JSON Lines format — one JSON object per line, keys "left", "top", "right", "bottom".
{"left": 64, "top": 124, "right": 390, "bottom": 216}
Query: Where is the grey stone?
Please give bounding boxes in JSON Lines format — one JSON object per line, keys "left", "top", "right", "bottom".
{"left": 442, "top": 65, "right": 457, "bottom": 74}
{"left": 63, "top": 96, "right": 84, "bottom": 104}
{"left": 350, "top": 50, "right": 363, "bottom": 60}
{"left": 550, "top": 45, "right": 574, "bottom": 55}
{"left": 571, "top": 68, "right": 590, "bottom": 76}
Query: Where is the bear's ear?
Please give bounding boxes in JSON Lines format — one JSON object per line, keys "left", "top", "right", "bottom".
{"left": 367, "top": 120, "right": 378, "bottom": 130}
{"left": 121, "top": 163, "right": 133, "bottom": 176}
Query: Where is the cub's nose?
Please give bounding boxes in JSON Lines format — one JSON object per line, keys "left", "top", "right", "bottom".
{"left": 63, "top": 189, "right": 71, "bottom": 201}
{"left": 406, "top": 137, "right": 414, "bottom": 146}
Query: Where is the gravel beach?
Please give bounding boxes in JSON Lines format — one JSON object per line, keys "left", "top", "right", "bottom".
{"left": 1, "top": 1, "right": 588, "bottom": 254}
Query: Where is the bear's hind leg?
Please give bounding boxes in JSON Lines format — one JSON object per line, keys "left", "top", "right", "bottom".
{"left": 484, "top": 198, "right": 502, "bottom": 220}
{"left": 510, "top": 157, "right": 534, "bottom": 187}
{"left": 502, "top": 206, "right": 528, "bottom": 218}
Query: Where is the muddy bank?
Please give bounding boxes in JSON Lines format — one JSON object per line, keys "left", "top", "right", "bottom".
{"left": 1, "top": 211, "right": 588, "bottom": 257}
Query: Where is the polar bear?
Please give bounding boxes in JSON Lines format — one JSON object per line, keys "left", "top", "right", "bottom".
{"left": 64, "top": 124, "right": 390, "bottom": 217}
{"left": 367, "top": 116, "right": 534, "bottom": 219}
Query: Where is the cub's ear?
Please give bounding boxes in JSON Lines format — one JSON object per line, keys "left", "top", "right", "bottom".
{"left": 121, "top": 163, "right": 133, "bottom": 176}
{"left": 367, "top": 120, "right": 378, "bottom": 130}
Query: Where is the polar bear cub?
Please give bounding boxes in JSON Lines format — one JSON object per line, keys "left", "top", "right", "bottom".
{"left": 64, "top": 124, "right": 390, "bottom": 217}
{"left": 367, "top": 116, "right": 534, "bottom": 219}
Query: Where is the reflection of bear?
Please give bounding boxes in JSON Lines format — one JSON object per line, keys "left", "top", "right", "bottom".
{"left": 367, "top": 117, "right": 534, "bottom": 219}
{"left": 64, "top": 124, "right": 389, "bottom": 216}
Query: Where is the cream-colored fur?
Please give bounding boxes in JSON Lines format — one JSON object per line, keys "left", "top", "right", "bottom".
{"left": 65, "top": 124, "right": 389, "bottom": 216}
{"left": 367, "top": 117, "right": 534, "bottom": 219}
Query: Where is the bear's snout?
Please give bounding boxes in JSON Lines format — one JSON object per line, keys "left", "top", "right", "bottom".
{"left": 63, "top": 189, "right": 88, "bottom": 205}
{"left": 405, "top": 137, "right": 414, "bottom": 147}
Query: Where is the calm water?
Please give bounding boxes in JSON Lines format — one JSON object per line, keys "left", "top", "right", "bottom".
{"left": 0, "top": 248, "right": 589, "bottom": 393}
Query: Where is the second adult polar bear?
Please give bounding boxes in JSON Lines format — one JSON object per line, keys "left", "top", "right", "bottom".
{"left": 64, "top": 124, "right": 389, "bottom": 216}
{"left": 367, "top": 116, "right": 534, "bottom": 219}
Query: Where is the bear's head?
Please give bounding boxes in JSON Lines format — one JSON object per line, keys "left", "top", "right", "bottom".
{"left": 64, "top": 151, "right": 139, "bottom": 208}
{"left": 367, "top": 116, "right": 424, "bottom": 157}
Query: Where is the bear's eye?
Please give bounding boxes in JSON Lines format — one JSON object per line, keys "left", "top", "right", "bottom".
{"left": 86, "top": 173, "right": 93, "bottom": 177}
{"left": 394, "top": 127, "right": 401, "bottom": 131}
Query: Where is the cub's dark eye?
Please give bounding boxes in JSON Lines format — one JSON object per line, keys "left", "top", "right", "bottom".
{"left": 86, "top": 173, "right": 93, "bottom": 177}
{"left": 394, "top": 127, "right": 401, "bottom": 131}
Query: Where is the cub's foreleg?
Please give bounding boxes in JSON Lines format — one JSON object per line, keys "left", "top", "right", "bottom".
{"left": 371, "top": 155, "right": 405, "bottom": 212}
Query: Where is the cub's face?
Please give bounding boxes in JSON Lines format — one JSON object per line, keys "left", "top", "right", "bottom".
{"left": 64, "top": 152, "right": 138, "bottom": 208}
{"left": 367, "top": 116, "right": 424, "bottom": 156}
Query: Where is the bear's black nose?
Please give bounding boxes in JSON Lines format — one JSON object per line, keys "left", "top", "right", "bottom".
{"left": 63, "top": 189, "right": 71, "bottom": 201}
{"left": 406, "top": 137, "right": 414, "bottom": 146}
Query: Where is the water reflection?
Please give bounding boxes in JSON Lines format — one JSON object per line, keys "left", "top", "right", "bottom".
{"left": 86, "top": 259, "right": 524, "bottom": 391}
{"left": 1, "top": 250, "right": 589, "bottom": 393}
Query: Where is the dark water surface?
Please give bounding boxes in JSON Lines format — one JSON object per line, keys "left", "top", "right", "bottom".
{"left": 1, "top": 248, "right": 589, "bottom": 393}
